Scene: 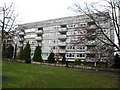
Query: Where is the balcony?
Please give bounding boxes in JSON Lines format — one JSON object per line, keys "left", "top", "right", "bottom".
{"left": 59, "top": 49, "right": 66, "bottom": 53}
{"left": 52, "top": 49, "right": 66, "bottom": 53}
{"left": 86, "top": 57, "right": 95, "bottom": 62}
{"left": 17, "top": 44, "right": 23, "bottom": 47}
{"left": 85, "top": 50, "right": 95, "bottom": 54}
{"left": 58, "top": 35, "right": 67, "bottom": 40}
{"left": 36, "top": 30, "right": 43, "bottom": 35}
{"left": 8, "top": 38, "right": 12, "bottom": 41}
{"left": 86, "top": 41, "right": 96, "bottom": 46}
{"left": 19, "top": 38, "right": 24, "bottom": 42}
{"left": 53, "top": 50, "right": 58, "bottom": 53}
{"left": 76, "top": 49, "right": 86, "bottom": 51}
{"left": 19, "top": 32, "right": 25, "bottom": 36}
{"left": 58, "top": 42, "right": 66, "bottom": 46}
{"left": 35, "top": 37, "right": 42, "bottom": 41}
{"left": 87, "top": 24, "right": 97, "bottom": 30}
{"left": 31, "top": 47, "right": 36, "bottom": 51}
{"left": 24, "top": 36, "right": 35, "bottom": 39}
{"left": 58, "top": 28, "right": 67, "bottom": 33}
{"left": 35, "top": 43, "right": 42, "bottom": 46}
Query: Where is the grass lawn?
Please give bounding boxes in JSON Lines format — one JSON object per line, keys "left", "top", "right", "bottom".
{"left": 2, "top": 61, "right": 119, "bottom": 88}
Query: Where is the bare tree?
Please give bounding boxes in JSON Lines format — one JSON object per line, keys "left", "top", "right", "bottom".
{"left": 71, "top": 0, "right": 120, "bottom": 52}
{"left": 0, "top": 2, "right": 18, "bottom": 58}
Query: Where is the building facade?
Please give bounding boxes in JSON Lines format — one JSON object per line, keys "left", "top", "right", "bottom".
{"left": 15, "top": 14, "right": 114, "bottom": 66}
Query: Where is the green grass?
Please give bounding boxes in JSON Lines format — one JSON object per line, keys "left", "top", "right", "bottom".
{"left": 2, "top": 61, "right": 119, "bottom": 88}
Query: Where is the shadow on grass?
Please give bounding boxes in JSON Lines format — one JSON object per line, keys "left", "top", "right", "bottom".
{"left": 2, "top": 76, "right": 10, "bottom": 82}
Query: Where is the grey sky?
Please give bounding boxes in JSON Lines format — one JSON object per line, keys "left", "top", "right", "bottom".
{"left": 0, "top": 0, "right": 100, "bottom": 24}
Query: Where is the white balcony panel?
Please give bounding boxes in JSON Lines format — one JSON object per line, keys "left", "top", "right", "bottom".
{"left": 35, "top": 43, "right": 42, "bottom": 46}
{"left": 19, "top": 38, "right": 24, "bottom": 41}
{"left": 59, "top": 49, "right": 66, "bottom": 53}
{"left": 58, "top": 42, "right": 66, "bottom": 46}
{"left": 85, "top": 50, "right": 95, "bottom": 53}
{"left": 87, "top": 25, "right": 97, "bottom": 31}
{"left": 17, "top": 44, "right": 23, "bottom": 47}
{"left": 86, "top": 58, "right": 95, "bottom": 62}
{"left": 19, "top": 32, "right": 25, "bottom": 36}
{"left": 24, "top": 36, "right": 35, "bottom": 39}
{"left": 58, "top": 28, "right": 67, "bottom": 33}
{"left": 35, "top": 37, "right": 42, "bottom": 41}
{"left": 76, "top": 49, "right": 86, "bottom": 51}
{"left": 58, "top": 35, "right": 67, "bottom": 40}
{"left": 8, "top": 39, "right": 12, "bottom": 41}
{"left": 36, "top": 30, "right": 43, "bottom": 34}
{"left": 53, "top": 50, "right": 58, "bottom": 53}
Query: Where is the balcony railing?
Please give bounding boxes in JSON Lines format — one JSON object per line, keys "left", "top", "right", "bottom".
{"left": 58, "top": 35, "right": 67, "bottom": 40}
{"left": 36, "top": 30, "right": 43, "bottom": 34}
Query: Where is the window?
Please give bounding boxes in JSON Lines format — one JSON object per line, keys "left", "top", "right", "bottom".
{"left": 37, "top": 34, "right": 41, "bottom": 37}
{"left": 103, "top": 28, "right": 108, "bottom": 33}
{"left": 42, "top": 53, "right": 48, "bottom": 57}
{"left": 43, "top": 26, "right": 60, "bottom": 30}
{"left": 66, "top": 38, "right": 71, "bottom": 43}
{"left": 37, "top": 41, "right": 41, "bottom": 43}
{"left": 66, "top": 46, "right": 75, "bottom": 50}
{"left": 42, "top": 46, "right": 51, "bottom": 50}
{"left": 67, "top": 31, "right": 72, "bottom": 35}
{"left": 43, "top": 34, "right": 48, "bottom": 37}
{"left": 76, "top": 54, "right": 85, "bottom": 58}
{"left": 52, "top": 46, "right": 55, "bottom": 49}
{"left": 38, "top": 27, "right": 43, "bottom": 30}
{"left": 61, "top": 25, "right": 66, "bottom": 28}
{"left": 77, "top": 46, "right": 86, "bottom": 50}
{"left": 66, "top": 53, "right": 75, "bottom": 57}
{"left": 67, "top": 24, "right": 78, "bottom": 28}
{"left": 78, "top": 23, "right": 87, "bottom": 27}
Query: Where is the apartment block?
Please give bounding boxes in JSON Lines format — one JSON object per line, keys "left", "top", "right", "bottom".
{"left": 15, "top": 14, "right": 114, "bottom": 66}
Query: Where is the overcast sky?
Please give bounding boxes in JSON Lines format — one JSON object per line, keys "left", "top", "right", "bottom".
{"left": 0, "top": 0, "right": 100, "bottom": 24}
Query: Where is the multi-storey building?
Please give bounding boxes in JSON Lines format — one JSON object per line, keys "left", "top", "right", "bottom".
{"left": 15, "top": 13, "right": 114, "bottom": 66}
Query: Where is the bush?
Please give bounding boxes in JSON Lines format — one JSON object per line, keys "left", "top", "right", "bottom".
{"left": 2, "top": 44, "right": 7, "bottom": 58}
{"left": 23, "top": 42, "right": 31, "bottom": 63}
{"left": 32, "top": 45, "right": 43, "bottom": 62}
{"left": 2, "top": 44, "right": 14, "bottom": 58}
{"left": 112, "top": 54, "right": 120, "bottom": 69}
{"left": 75, "top": 59, "right": 81, "bottom": 65}
{"left": 47, "top": 51, "right": 55, "bottom": 63}
{"left": 62, "top": 54, "right": 66, "bottom": 64}
{"left": 6, "top": 44, "right": 14, "bottom": 58}
{"left": 16, "top": 46, "right": 24, "bottom": 60}
{"left": 75, "top": 59, "right": 87, "bottom": 65}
